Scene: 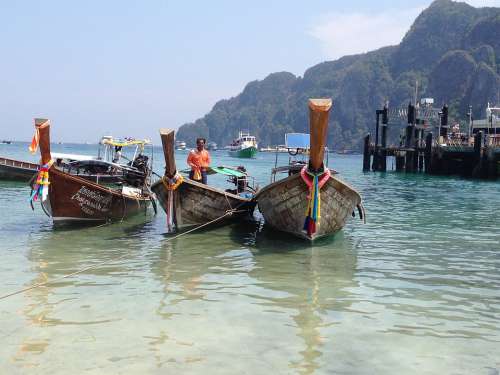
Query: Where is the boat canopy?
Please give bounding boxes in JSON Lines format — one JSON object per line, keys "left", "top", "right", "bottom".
{"left": 209, "top": 166, "right": 246, "bottom": 177}
{"left": 52, "top": 152, "right": 96, "bottom": 161}
{"left": 285, "top": 133, "right": 310, "bottom": 149}
{"left": 100, "top": 137, "right": 151, "bottom": 147}
{"left": 181, "top": 166, "right": 247, "bottom": 178}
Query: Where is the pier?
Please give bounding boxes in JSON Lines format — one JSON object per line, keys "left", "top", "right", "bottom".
{"left": 363, "top": 102, "right": 500, "bottom": 179}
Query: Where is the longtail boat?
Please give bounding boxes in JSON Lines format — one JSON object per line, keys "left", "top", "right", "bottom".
{"left": 255, "top": 99, "right": 364, "bottom": 241}
{"left": 151, "top": 129, "right": 257, "bottom": 232}
{"left": 30, "top": 119, "right": 154, "bottom": 224}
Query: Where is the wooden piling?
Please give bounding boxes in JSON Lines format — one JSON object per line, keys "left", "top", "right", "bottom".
{"left": 424, "top": 132, "right": 432, "bottom": 173}
{"left": 363, "top": 134, "right": 371, "bottom": 171}
{"left": 395, "top": 152, "right": 405, "bottom": 171}
{"left": 372, "top": 112, "right": 381, "bottom": 171}
{"left": 473, "top": 131, "right": 483, "bottom": 178}
{"left": 380, "top": 117, "right": 388, "bottom": 172}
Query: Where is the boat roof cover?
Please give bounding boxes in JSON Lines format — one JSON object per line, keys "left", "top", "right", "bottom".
{"left": 52, "top": 152, "right": 96, "bottom": 161}
{"left": 285, "top": 133, "right": 310, "bottom": 149}
{"left": 101, "top": 138, "right": 151, "bottom": 147}
{"left": 180, "top": 166, "right": 247, "bottom": 178}
{"left": 209, "top": 166, "right": 247, "bottom": 177}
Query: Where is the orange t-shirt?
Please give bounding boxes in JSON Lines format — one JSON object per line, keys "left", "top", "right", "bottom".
{"left": 187, "top": 149, "right": 211, "bottom": 171}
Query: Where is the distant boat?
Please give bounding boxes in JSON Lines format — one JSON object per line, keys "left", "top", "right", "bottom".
{"left": 175, "top": 140, "right": 187, "bottom": 150}
{"left": 227, "top": 131, "right": 258, "bottom": 158}
{"left": 259, "top": 145, "right": 288, "bottom": 153}
{"left": 207, "top": 141, "right": 218, "bottom": 151}
{"left": 1, "top": 140, "right": 12, "bottom": 144}
{"left": 471, "top": 103, "right": 500, "bottom": 135}
{"left": 336, "top": 149, "right": 358, "bottom": 155}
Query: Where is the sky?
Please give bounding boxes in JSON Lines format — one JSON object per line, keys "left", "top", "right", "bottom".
{"left": 1, "top": 0, "right": 499, "bottom": 144}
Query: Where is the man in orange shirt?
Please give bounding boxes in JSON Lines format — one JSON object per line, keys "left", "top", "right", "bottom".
{"left": 187, "top": 138, "right": 211, "bottom": 184}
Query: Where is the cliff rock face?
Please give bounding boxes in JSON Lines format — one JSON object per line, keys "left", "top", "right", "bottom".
{"left": 177, "top": 0, "right": 500, "bottom": 150}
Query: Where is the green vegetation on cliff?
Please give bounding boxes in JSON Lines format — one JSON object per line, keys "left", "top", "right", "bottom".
{"left": 178, "top": 0, "right": 500, "bottom": 150}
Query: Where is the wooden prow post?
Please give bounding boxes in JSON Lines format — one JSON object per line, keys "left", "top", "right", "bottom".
{"left": 35, "top": 118, "right": 52, "bottom": 165}
{"left": 159, "top": 128, "right": 177, "bottom": 177}
{"left": 308, "top": 99, "right": 332, "bottom": 172}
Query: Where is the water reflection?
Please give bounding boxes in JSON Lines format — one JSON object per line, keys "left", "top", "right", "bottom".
{"left": 144, "top": 219, "right": 359, "bottom": 373}
{"left": 245, "top": 225, "right": 358, "bottom": 374}
{"left": 9, "top": 216, "right": 157, "bottom": 366}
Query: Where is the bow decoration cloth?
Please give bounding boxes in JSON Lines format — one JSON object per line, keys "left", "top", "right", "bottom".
{"left": 300, "top": 166, "right": 331, "bottom": 237}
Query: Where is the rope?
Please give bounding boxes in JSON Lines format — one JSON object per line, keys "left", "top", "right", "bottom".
{"left": 0, "top": 209, "right": 238, "bottom": 302}
{"left": 223, "top": 192, "right": 233, "bottom": 211}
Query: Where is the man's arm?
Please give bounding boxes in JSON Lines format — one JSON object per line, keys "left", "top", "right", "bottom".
{"left": 206, "top": 151, "right": 211, "bottom": 166}
{"left": 187, "top": 151, "right": 195, "bottom": 168}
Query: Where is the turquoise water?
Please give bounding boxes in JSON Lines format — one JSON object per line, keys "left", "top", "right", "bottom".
{"left": 0, "top": 142, "right": 499, "bottom": 374}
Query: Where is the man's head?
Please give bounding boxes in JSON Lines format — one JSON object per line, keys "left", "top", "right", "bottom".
{"left": 196, "top": 138, "right": 206, "bottom": 151}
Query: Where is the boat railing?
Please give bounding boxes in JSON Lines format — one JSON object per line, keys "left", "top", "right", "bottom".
{"left": 0, "top": 157, "right": 38, "bottom": 170}
{"left": 225, "top": 174, "right": 259, "bottom": 196}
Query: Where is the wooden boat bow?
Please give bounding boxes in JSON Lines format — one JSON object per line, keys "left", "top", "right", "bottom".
{"left": 308, "top": 98, "right": 332, "bottom": 172}
{"left": 35, "top": 118, "right": 52, "bottom": 165}
{"left": 159, "top": 128, "right": 177, "bottom": 178}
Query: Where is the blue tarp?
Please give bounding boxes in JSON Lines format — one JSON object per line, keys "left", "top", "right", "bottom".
{"left": 285, "top": 133, "right": 310, "bottom": 149}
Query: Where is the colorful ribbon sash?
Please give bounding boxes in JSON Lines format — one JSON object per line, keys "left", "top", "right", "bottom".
{"left": 300, "top": 166, "right": 331, "bottom": 237}
{"left": 29, "top": 159, "right": 54, "bottom": 203}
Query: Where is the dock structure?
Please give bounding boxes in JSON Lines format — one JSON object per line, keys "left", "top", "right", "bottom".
{"left": 363, "top": 102, "right": 500, "bottom": 179}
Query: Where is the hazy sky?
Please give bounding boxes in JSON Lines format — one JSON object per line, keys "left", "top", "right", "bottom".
{"left": 1, "top": 0, "right": 498, "bottom": 143}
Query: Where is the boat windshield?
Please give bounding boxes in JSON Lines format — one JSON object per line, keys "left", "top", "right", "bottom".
{"left": 285, "top": 133, "right": 310, "bottom": 150}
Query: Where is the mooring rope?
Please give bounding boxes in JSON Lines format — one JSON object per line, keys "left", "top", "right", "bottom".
{"left": 0, "top": 209, "right": 240, "bottom": 302}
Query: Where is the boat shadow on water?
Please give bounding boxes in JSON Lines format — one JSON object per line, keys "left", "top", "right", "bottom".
{"left": 48, "top": 211, "right": 156, "bottom": 233}
{"left": 228, "top": 216, "right": 352, "bottom": 251}
{"left": 155, "top": 214, "right": 354, "bottom": 252}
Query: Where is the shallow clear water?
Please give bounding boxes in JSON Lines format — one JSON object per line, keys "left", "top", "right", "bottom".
{"left": 0, "top": 142, "right": 499, "bottom": 374}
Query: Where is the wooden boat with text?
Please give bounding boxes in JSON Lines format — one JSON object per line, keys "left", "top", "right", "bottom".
{"left": 30, "top": 119, "right": 154, "bottom": 224}
{"left": 255, "top": 99, "right": 363, "bottom": 241}
{"left": 151, "top": 129, "right": 257, "bottom": 232}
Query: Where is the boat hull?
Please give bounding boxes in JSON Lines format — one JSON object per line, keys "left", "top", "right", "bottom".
{"left": 228, "top": 146, "right": 258, "bottom": 158}
{"left": 44, "top": 168, "right": 150, "bottom": 223}
{"left": 0, "top": 157, "right": 39, "bottom": 181}
{"left": 255, "top": 173, "right": 361, "bottom": 241}
{"left": 151, "top": 178, "right": 256, "bottom": 227}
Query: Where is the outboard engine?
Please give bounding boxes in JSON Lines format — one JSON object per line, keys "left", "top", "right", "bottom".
{"left": 131, "top": 154, "right": 149, "bottom": 172}
{"left": 124, "top": 154, "right": 149, "bottom": 187}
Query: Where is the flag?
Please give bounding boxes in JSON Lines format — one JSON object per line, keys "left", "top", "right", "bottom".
{"left": 29, "top": 119, "right": 49, "bottom": 154}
